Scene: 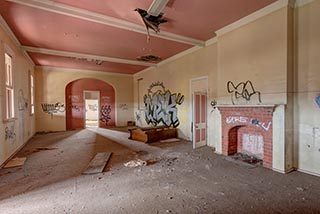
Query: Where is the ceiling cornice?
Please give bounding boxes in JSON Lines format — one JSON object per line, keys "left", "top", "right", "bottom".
{"left": 37, "top": 65, "right": 134, "bottom": 77}
{"left": 5, "top": 0, "right": 205, "bottom": 47}
{"left": 295, "top": 0, "right": 314, "bottom": 7}
{"left": 0, "top": 15, "right": 35, "bottom": 66}
{"left": 21, "top": 46, "right": 156, "bottom": 67}
{"left": 215, "top": 0, "right": 293, "bottom": 37}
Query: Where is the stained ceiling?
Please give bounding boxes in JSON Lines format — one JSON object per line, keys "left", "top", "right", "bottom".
{"left": 0, "top": 0, "right": 277, "bottom": 74}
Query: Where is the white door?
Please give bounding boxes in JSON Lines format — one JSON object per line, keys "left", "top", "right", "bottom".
{"left": 193, "top": 92, "right": 207, "bottom": 148}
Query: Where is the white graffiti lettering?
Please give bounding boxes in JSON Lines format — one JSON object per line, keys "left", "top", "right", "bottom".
{"left": 226, "top": 116, "right": 272, "bottom": 132}
{"left": 226, "top": 116, "right": 249, "bottom": 124}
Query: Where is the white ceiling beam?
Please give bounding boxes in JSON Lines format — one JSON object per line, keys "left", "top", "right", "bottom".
{"left": 6, "top": 0, "right": 205, "bottom": 47}
{"left": 21, "top": 46, "right": 157, "bottom": 67}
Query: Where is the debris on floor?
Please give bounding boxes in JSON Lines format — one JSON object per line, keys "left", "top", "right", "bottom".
{"left": 134, "top": 150, "right": 149, "bottom": 155}
{"left": 146, "top": 159, "right": 157, "bottom": 165}
{"left": 3, "top": 157, "right": 27, "bottom": 169}
{"left": 36, "top": 147, "right": 58, "bottom": 151}
{"left": 124, "top": 159, "right": 147, "bottom": 167}
{"left": 230, "top": 153, "right": 262, "bottom": 165}
{"left": 82, "top": 152, "right": 112, "bottom": 175}
{"left": 159, "top": 138, "right": 180, "bottom": 143}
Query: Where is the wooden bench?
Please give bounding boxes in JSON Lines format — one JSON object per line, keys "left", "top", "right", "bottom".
{"left": 128, "top": 126, "right": 177, "bottom": 143}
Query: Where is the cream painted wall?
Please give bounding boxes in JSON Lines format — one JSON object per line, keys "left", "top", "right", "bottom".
{"left": 134, "top": 44, "right": 218, "bottom": 143}
{"left": 217, "top": 7, "right": 289, "bottom": 105}
{"left": 294, "top": 1, "right": 320, "bottom": 175}
{"left": 134, "top": 7, "right": 291, "bottom": 152}
{"left": 0, "top": 26, "right": 35, "bottom": 166}
{"left": 35, "top": 68, "right": 134, "bottom": 132}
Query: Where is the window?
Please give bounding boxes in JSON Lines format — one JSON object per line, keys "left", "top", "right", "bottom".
{"left": 30, "top": 72, "right": 35, "bottom": 115}
{"left": 5, "top": 53, "right": 14, "bottom": 119}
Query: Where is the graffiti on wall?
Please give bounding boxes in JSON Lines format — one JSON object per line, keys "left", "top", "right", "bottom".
{"left": 144, "top": 81, "right": 184, "bottom": 127}
{"left": 18, "top": 89, "right": 28, "bottom": 111}
{"left": 69, "top": 95, "right": 81, "bottom": 103}
{"left": 67, "top": 104, "right": 80, "bottom": 112}
{"left": 314, "top": 95, "right": 320, "bottom": 109}
{"left": 226, "top": 116, "right": 271, "bottom": 131}
{"left": 227, "top": 80, "right": 261, "bottom": 104}
{"left": 135, "top": 111, "right": 142, "bottom": 125}
{"left": 5, "top": 125, "right": 16, "bottom": 141}
{"left": 119, "top": 104, "right": 128, "bottom": 111}
{"left": 41, "top": 102, "right": 65, "bottom": 117}
{"left": 100, "top": 105, "right": 112, "bottom": 125}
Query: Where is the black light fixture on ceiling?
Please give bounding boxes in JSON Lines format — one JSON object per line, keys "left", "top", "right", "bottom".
{"left": 135, "top": 0, "right": 169, "bottom": 42}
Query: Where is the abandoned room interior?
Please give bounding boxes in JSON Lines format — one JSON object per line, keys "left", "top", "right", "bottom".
{"left": 0, "top": 0, "right": 320, "bottom": 213}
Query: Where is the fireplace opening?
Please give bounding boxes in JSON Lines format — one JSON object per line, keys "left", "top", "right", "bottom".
{"left": 227, "top": 125, "right": 263, "bottom": 165}
{"left": 219, "top": 106, "right": 274, "bottom": 168}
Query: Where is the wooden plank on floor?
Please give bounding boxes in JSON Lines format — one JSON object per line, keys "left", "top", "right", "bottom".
{"left": 3, "top": 157, "right": 27, "bottom": 169}
{"left": 82, "top": 152, "right": 112, "bottom": 175}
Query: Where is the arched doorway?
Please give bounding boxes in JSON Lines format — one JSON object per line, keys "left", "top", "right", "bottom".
{"left": 65, "top": 78, "right": 116, "bottom": 130}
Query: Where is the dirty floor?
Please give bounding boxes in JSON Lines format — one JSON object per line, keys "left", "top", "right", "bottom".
{"left": 0, "top": 128, "right": 320, "bottom": 214}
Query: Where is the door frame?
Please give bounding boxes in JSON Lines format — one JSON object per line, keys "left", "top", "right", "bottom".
{"left": 83, "top": 90, "right": 100, "bottom": 128}
{"left": 189, "top": 76, "right": 208, "bottom": 149}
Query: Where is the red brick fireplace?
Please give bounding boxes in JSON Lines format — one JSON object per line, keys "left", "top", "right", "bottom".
{"left": 218, "top": 106, "right": 274, "bottom": 168}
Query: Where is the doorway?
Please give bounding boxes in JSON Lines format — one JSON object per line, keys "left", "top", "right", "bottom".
{"left": 190, "top": 77, "right": 208, "bottom": 149}
{"left": 193, "top": 92, "right": 207, "bottom": 148}
{"left": 84, "top": 91, "right": 100, "bottom": 128}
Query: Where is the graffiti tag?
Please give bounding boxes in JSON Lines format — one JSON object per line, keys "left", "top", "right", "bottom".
{"left": 119, "top": 104, "right": 128, "bottom": 111}
{"left": 226, "top": 116, "right": 271, "bottom": 131}
{"left": 144, "top": 82, "right": 184, "bottom": 128}
{"left": 314, "top": 95, "right": 320, "bottom": 109}
{"left": 41, "top": 102, "right": 65, "bottom": 116}
{"left": 227, "top": 80, "right": 261, "bottom": 104}
{"left": 18, "top": 89, "right": 28, "bottom": 111}
{"left": 100, "top": 105, "right": 112, "bottom": 125}
{"left": 5, "top": 126, "right": 16, "bottom": 141}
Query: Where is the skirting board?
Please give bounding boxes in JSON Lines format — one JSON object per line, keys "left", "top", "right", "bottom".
{"left": 297, "top": 168, "right": 320, "bottom": 177}
{"left": 272, "top": 167, "right": 295, "bottom": 174}
{"left": 0, "top": 134, "right": 35, "bottom": 168}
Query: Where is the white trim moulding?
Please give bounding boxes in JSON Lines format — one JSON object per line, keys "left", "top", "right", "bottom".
{"left": 215, "top": 0, "right": 292, "bottom": 37}
{"left": 37, "top": 66, "right": 133, "bottom": 77}
{"left": 0, "top": 15, "right": 35, "bottom": 66}
{"left": 295, "top": 0, "right": 315, "bottom": 7}
{"left": 6, "top": 0, "right": 205, "bottom": 47}
{"left": 22, "top": 46, "right": 156, "bottom": 67}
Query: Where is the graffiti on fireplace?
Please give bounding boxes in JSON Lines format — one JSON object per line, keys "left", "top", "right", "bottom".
{"left": 226, "top": 116, "right": 271, "bottom": 131}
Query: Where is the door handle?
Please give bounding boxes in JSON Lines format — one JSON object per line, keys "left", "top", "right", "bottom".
{"left": 195, "top": 125, "right": 199, "bottom": 128}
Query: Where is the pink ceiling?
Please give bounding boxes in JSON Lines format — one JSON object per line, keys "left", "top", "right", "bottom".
{"left": 51, "top": 0, "right": 277, "bottom": 40}
{"left": 0, "top": 0, "right": 278, "bottom": 74}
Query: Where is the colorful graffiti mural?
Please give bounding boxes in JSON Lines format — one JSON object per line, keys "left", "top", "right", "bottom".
{"left": 144, "top": 82, "right": 184, "bottom": 127}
